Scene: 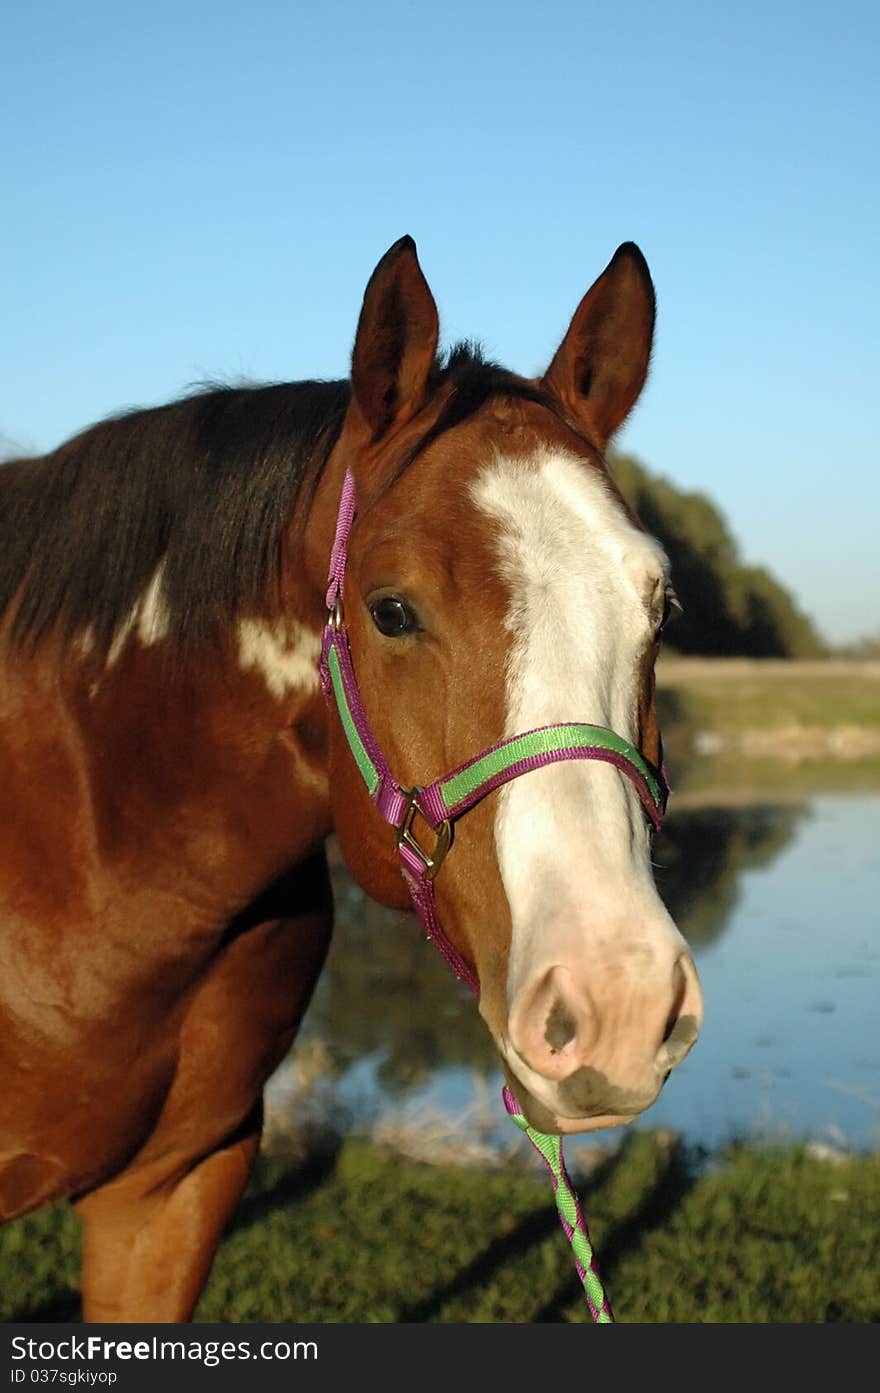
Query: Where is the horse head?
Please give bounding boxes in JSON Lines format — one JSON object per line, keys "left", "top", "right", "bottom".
{"left": 314, "top": 236, "right": 703, "bottom": 1135}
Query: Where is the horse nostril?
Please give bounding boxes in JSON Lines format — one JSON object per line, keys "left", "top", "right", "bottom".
{"left": 544, "top": 998, "right": 578, "bottom": 1053}
{"left": 661, "top": 958, "right": 688, "bottom": 1044}
{"left": 658, "top": 955, "right": 702, "bottom": 1070}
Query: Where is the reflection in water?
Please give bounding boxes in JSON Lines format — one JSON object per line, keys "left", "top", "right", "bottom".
{"left": 300, "top": 801, "right": 806, "bottom": 1099}
{"left": 302, "top": 862, "right": 495, "bottom": 1096}
{"left": 652, "top": 805, "right": 807, "bottom": 948}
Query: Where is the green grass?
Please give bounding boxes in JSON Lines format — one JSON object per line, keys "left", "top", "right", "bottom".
{"left": 654, "top": 658, "right": 880, "bottom": 800}
{"left": 667, "top": 752, "right": 880, "bottom": 800}
{"left": 657, "top": 658, "right": 880, "bottom": 736}
{"left": 3, "top": 1134, "right": 878, "bottom": 1323}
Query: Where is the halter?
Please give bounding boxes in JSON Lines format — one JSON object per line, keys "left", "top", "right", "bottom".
{"left": 318, "top": 466, "right": 669, "bottom": 1323}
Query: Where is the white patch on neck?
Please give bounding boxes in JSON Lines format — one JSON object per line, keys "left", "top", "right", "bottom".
{"left": 106, "top": 562, "right": 170, "bottom": 666}
{"left": 471, "top": 447, "right": 672, "bottom": 999}
{"left": 74, "top": 625, "right": 97, "bottom": 658}
{"left": 237, "top": 618, "right": 321, "bottom": 699}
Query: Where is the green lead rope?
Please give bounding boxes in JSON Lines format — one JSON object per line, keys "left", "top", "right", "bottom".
{"left": 503, "top": 1087, "right": 614, "bottom": 1323}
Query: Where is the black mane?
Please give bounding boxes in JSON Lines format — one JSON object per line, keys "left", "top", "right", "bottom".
{"left": 394, "top": 341, "right": 557, "bottom": 481}
{"left": 0, "top": 380, "right": 350, "bottom": 654}
{"left": 0, "top": 345, "right": 556, "bottom": 655}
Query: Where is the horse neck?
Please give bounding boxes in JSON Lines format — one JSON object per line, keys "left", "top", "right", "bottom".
{"left": 0, "top": 442, "right": 352, "bottom": 943}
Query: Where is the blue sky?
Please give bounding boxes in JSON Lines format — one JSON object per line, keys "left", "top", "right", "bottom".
{"left": 2, "top": 1, "right": 877, "bottom": 644}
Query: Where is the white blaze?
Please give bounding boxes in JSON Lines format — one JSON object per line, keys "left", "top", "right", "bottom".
{"left": 471, "top": 447, "right": 675, "bottom": 1012}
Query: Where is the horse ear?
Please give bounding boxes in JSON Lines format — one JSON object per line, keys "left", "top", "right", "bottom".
{"left": 350, "top": 235, "right": 439, "bottom": 442}
{"left": 542, "top": 243, "right": 656, "bottom": 450}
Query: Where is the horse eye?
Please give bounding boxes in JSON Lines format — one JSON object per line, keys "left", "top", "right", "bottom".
{"left": 370, "top": 595, "right": 420, "bottom": 638}
{"left": 658, "top": 591, "right": 683, "bottom": 636}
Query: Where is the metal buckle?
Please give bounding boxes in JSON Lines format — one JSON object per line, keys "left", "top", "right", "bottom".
{"left": 329, "top": 595, "right": 344, "bottom": 631}
{"left": 396, "top": 787, "right": 452, "bottom": 880}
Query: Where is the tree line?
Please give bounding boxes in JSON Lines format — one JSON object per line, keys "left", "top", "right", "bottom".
{"left": 610, "top": 454, "right": 824, "bottom": 657}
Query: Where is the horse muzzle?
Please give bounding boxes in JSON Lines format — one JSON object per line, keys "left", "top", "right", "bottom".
{"left": 499, "top": 950, "right": 703, "bottom": 1135}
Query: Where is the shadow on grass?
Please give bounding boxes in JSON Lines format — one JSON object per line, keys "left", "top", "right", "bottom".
{"left": 396, "top": 1149, "right": 626, "bottom": 1323}
{"left": 224, "top": 1143, "right": 342, "bottom": 1237}
{"left": 532, "top": 1137, "right": 697, "bottom": 1321}
{"left": 394, "top": 1134, "right": 697, "bottom": 1324}
{"left": 10, "top": 1291, "right": 82, "bottom": 1323}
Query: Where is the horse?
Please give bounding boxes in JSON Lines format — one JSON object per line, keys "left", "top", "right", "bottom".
{"left": 0, "top": 236, "right": 703, "bottom": 1322}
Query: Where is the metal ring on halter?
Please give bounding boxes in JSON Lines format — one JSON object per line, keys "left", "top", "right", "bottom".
{"left": 330, "top": 596, "right": 344, "bottom": 631}
{"left": 395, "top": 787, "right": 453, "bottom": 880}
